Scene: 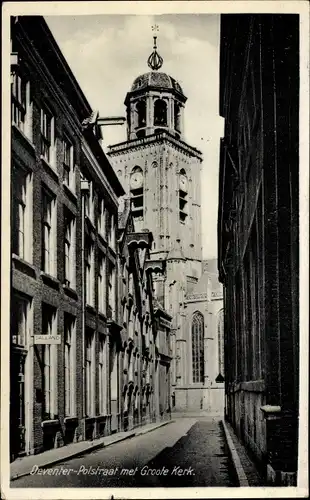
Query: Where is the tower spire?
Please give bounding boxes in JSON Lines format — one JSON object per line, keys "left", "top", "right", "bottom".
{"left": 147, "top": 24, "right": 163, "bottom": 71}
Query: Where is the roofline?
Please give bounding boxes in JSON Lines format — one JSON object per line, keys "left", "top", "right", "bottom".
{"left": 125, "top": 86, "right": 187, "bottom": 106}
{"left": 14, "top": 16, "right": 93, "bottom": 119}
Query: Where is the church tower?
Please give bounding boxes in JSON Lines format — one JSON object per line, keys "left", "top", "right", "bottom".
{"left": 108, "top": 29, "right": 225, "bottom": 414}
{"left": 108, "top": 30, "right": 203, "bottom": 275}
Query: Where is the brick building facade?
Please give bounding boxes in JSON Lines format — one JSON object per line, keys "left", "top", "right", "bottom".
{"left": 218, "top": 14, "right": 299, "bottom": 485}
{"left": 10, "top": 16, "right": 170, "bottom": 460}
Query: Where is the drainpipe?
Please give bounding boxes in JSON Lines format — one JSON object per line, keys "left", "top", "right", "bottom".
{"left": 81, "top": 178, "right": 89, "bottom": 424}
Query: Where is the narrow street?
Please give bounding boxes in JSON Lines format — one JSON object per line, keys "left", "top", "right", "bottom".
{"left": 12, "top": 418, "right": 237, "bottom": 488}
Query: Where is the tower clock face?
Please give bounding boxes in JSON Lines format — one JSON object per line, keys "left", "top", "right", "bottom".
{"left": 179, "top": 174, "right": 188, "bottom": 192}
{"left": 130, "top": 171, "right": 143, "bottom": 189}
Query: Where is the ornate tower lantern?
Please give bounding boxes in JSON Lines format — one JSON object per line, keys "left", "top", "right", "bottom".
{"left": 124, "top": 26, "right": 187, "bottom": 141}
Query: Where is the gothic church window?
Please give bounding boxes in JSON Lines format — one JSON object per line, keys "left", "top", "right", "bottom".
{"left": 192, "top": 312, "right": 204, "bottom": 383}
{"left": 154, "top": 99, "right": 167, "bottom": 126}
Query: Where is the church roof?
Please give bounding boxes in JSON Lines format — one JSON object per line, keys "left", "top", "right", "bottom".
{"left": 190, "top": 272, "right": 210, "bottom": 296}
{"left": 188, "top": 258, "right": 223, "bottom": 298}
{"left": 130, "top": 72, "right": 184, "bottom": 95}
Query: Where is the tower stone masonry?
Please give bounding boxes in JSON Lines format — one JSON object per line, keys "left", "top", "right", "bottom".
{"left": 108, "top": 33, "right": 224, "bottom": 414}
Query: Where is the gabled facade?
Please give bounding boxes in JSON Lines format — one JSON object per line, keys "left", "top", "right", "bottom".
{"left": 117, "top": 200, "right": 172, "bottom": 430}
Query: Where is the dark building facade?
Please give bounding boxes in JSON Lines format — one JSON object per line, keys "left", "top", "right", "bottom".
{"left": 218, "top": 15, "right": 299, "bottom": 485}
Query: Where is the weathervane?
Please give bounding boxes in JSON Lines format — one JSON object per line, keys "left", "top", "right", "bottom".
{"left": 147, "top": 24, "right": 163, "bottom": 71}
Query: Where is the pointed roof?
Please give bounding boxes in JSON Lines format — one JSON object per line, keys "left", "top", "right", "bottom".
{"left": 167, "top": 239, "right": 186, "bottom": 261}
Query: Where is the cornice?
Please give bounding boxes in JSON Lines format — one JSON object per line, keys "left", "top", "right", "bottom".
{"left": 108, "top": 131, "right": 203, "bottom": 160}
{"left": 15, "top": 27, "right": 85, "bottom": 139}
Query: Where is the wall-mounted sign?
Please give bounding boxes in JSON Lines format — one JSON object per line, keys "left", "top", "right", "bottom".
{"left": 34, "top": 335, "right": 61, "bottom": 345}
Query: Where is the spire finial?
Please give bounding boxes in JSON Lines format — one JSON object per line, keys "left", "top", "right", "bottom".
{"left": 147, "top": 24, "right": 163, "bottom": 71}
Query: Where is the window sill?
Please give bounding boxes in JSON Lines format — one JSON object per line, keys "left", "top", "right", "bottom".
{"left": 98, "top": 231, "right": 108, "bottom": 247}
{"left": 41, "top": 419, "right": 60, "bottom": 429}
{"left": 86, "top": 304, "right": 96, "bottom": 315}
{"left": 41, "top": 271, "right": 60, "bottom": 290}
{"left": 40, "top": 155, "right": 58, "bottom": 182}
{"left": 98, "top": 311, "right": 107, "bottom": 322}
{"left": 85, "top": 416, "right": 96, "bottom": 423}
{"left": 63, "top": 182, "right": 77, "bottom": 204}
{"left": 85, "top": 215, "right": 96, "bottom": 232}
{"left": 64, "top": 417, "right": 78, "bottom": 426}
{"left": 108, "top": 245, "right": 117, "bottom": 257}
{"left": 12, "top": 254, "right": 36, "bottom": 279}
{"left": 63, "top": 284, "right": 78, "bottom": 300}
{"left": 12, "top": 124, "right": 36, "bottom": 156}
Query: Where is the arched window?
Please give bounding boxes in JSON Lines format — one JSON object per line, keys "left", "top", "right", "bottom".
{"left": 136, "top": 100, "right": 146, "bottom": 128}
{"left": 192, "top": 312, "right": 204, "bottom": 383}
{"left": 174, "top": 102, "right": 182, "bottom": 132}
{"left": 217, "top": 309, "right": 224, "bottom": 377}
{"left": 154, "top": 99, "right": 167, "bottom": 126}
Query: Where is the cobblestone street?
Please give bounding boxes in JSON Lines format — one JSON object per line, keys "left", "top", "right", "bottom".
{"left": 12, "top": 418, "right": 237, "bottom": 488}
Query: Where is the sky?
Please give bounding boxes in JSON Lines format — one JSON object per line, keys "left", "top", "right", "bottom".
{"left": 45, "top": 14, "right": 224, "bottom": 259}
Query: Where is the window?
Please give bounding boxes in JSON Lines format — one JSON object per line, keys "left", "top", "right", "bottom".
{"left": 12, "top": 166, "right": 33, "bottom": 262}
{"left": 154, "top": 99, "right": 167, "bottom": 126}
{"left": 108, "top": 263, "right": 116, "bottom": 319}
{"left": 217, "top": 309, "right": 224, "bottom": 377}
{"left": 98, "top": 252, "right": 106, "bottom": 314}
{"left": 63, "top": 136, "right": 75, "bottom": 192}
{"left": 11, "top": 73, "right": 32, "bottom": 139}
{"left": 42, "top": 304, "right": 57, "bottom": 419}
{"left": 64, "top": 314, "right": 76, "bottom": 417}
{"left": 85, "top": 329, "right": 95, "bottom": 417}
{"left": 64, "top": 211, "right": 76, "bottom": 288}
{"left": 42, "top": 188, "right": 56, "bottom": 276}
{"left": 84, "top": 180, "right": 94, "bottom": 224}
{"left": 40, "top": 107, "right": 55, "bottom": 166}
{"left": 11, "top": 293, "right": 32, "bottom": 347}
{"left": 99, "top": 335, "right": 107, "bottom": 414}
{"left": 174, "top": 102, "right": 182, "bottom": 133}
{"left": 128, "top": 349, "right": 134, "bottom": 382}
{"left": 192, "top": 312, "right": 204, "bottom": 383}
{"left": 136, "top": 99, "right": 146, "bottom": 128}
{"left": 107, "top": 212, "right": 116, "bottom": 250}
{"left": 85, "top": 238, "right": 94, "bottom": 307}
{"left": 128, "top": 272, "right": 134, "bottom": 296}
{"left": 98, "top": 197, "right": 106, "bottom": 238}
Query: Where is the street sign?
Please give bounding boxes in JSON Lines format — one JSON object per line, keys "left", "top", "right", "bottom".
{"left": 34, "top": 335, "right": 61, "bottom": 345}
